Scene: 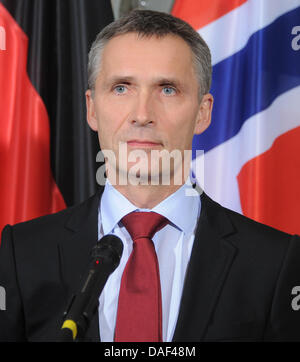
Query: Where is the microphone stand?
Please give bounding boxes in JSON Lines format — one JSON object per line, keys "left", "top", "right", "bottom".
{"left": 58, "top": 327, "right": 74, "bottom": 342}
{"left": 57, "top": 291, "right": 100, "bottom": 342}
{"left": 56, "top": 235, "right": 123, "bottom": 342}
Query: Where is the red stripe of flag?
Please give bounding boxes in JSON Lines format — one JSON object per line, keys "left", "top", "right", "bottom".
{"left": 237, "top": 126, "right": 300, "bottom": 235}
{"left": 172, "top": 0, "right": 247, "bottom": 29}
{"left": 0, "top": 4, "right": 66, "bottom": 236}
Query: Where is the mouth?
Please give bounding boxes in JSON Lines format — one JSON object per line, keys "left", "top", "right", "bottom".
{"left": 127, "top": 140, "right": 162, "bottom": 148}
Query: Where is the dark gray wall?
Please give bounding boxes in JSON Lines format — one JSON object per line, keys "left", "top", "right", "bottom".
{"left": 110, "top": 0, "right": 175, "bottom": 19}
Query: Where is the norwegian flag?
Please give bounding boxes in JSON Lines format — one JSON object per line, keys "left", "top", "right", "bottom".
{"left": 173, "top": 0, "right": 300, "bottom": 235}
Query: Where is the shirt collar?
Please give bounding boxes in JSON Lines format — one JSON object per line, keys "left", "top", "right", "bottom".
{"left": 100, "top": 177, "right": 200, "bottom": 236}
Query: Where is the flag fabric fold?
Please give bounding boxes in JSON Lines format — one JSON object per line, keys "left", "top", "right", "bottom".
{"left": 0, "top": 0, "right": 114, "bottom": 235}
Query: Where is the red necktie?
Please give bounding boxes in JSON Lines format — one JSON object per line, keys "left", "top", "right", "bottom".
{"left": 114, "top": 211, "right": 168, "bottom": 342}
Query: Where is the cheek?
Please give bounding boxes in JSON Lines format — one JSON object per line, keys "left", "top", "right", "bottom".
{"left": 95, "top": 99, "right": 127, "bottom": 138}
{"left": 165, "top": 109, "right": 198, "bottom": 146}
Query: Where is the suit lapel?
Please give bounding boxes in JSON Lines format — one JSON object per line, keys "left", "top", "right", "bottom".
{"left": 58, "top": 187, "right": 104, "bottom": 342}
{"left": 172, "top": 192, "right": 238, "bottom": 342}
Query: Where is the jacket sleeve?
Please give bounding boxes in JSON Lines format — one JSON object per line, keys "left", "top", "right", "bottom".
{"left": 0, "top": 225, "right": 26, "bottom": 341}
{"left": 264, "top": 234, "right": 300, "bottom": 341}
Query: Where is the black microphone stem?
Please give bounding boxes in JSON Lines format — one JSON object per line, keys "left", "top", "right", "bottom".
{"left": 58, "top": 235, "right": 123, "bottom": 342}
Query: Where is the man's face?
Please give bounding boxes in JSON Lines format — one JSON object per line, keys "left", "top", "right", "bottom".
{"left": 86, "top": 32, "right": 213, "bottom": 184}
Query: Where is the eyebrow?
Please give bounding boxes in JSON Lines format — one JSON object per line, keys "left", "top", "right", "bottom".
{"left": 104, "top": 75, "right": 185, "bottom": 89}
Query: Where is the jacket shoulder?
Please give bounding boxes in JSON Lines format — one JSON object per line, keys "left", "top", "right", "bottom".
{"left": 201, "top": 192, "right": 294, "bottom": 248}
{"left": 3, "top": 190, "right": 102, "bottom": 248}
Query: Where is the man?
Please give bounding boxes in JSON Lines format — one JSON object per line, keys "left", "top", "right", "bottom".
{"left": 1, "top": 9, "right": 300, "bottom": 342}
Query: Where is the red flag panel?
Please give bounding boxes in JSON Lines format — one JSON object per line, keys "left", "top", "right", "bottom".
{"left": 0, "top": 4, "right": 66, "bottom": 235}
{"left": 238, "top": 126, "right": 300, "bottom": 235}
{"left": 172, "top": 0, "right": 247, "bottom": 29}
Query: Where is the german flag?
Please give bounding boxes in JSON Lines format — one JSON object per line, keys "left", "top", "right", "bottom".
{"left": 0, "top": 0, "right": 113, "bottom": 235}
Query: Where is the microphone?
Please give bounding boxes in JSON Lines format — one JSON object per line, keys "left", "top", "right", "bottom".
{"left": 58, "top": 234, "right": 123, "bottom": 341}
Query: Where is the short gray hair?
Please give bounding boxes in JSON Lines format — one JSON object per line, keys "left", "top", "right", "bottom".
{"left": 88, "top": 9, "right": 212, "bottom": 97}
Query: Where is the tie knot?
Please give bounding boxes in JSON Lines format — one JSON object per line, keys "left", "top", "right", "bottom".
{"left": 121, "top": 212, "right": 168, "bottom": 241}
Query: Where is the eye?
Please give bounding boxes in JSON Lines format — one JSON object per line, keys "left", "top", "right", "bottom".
{"left": 162, "top": 86, "right": 176, "bottom": 96}
{"left": 113, "top": 85, "right": 127, "bottom": 94}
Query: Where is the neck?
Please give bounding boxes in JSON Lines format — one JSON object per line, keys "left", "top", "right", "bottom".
{"left": 107, "top": 172, "right": 188, "bottom": 209}
{"left": 114, "top": 183, "right": 183, "bottom": 209}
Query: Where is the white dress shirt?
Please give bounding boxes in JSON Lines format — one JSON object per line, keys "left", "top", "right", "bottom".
{"left": 97, "top": 177, "right": 201, "bottom": 342}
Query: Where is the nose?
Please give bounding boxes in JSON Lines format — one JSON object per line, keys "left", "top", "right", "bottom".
{"left": 130, "top": 90, "right": 153, "bottom": 126}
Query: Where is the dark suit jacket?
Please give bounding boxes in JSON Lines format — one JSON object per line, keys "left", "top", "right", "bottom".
{"left": 1, "top": 188, "right": 300, "bottom": 342}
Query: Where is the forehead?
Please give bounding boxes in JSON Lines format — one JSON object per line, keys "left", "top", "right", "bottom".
{"left": 98, "top": 32, "right": 195, "bottom": 80}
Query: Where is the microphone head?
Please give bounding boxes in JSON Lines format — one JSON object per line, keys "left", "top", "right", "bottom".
{"left": 99, "top": 234, "right": 123, "bottom": 258}
{"left": 91, "top": 234, "right": 123, "bottom": 268}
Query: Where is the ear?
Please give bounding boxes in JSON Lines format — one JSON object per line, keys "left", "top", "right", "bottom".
{"left": 194, "top": 93, "right": 214, "bottom": 135}
{"left": 85, "top": 89, "right": 98, "bottom": 131}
